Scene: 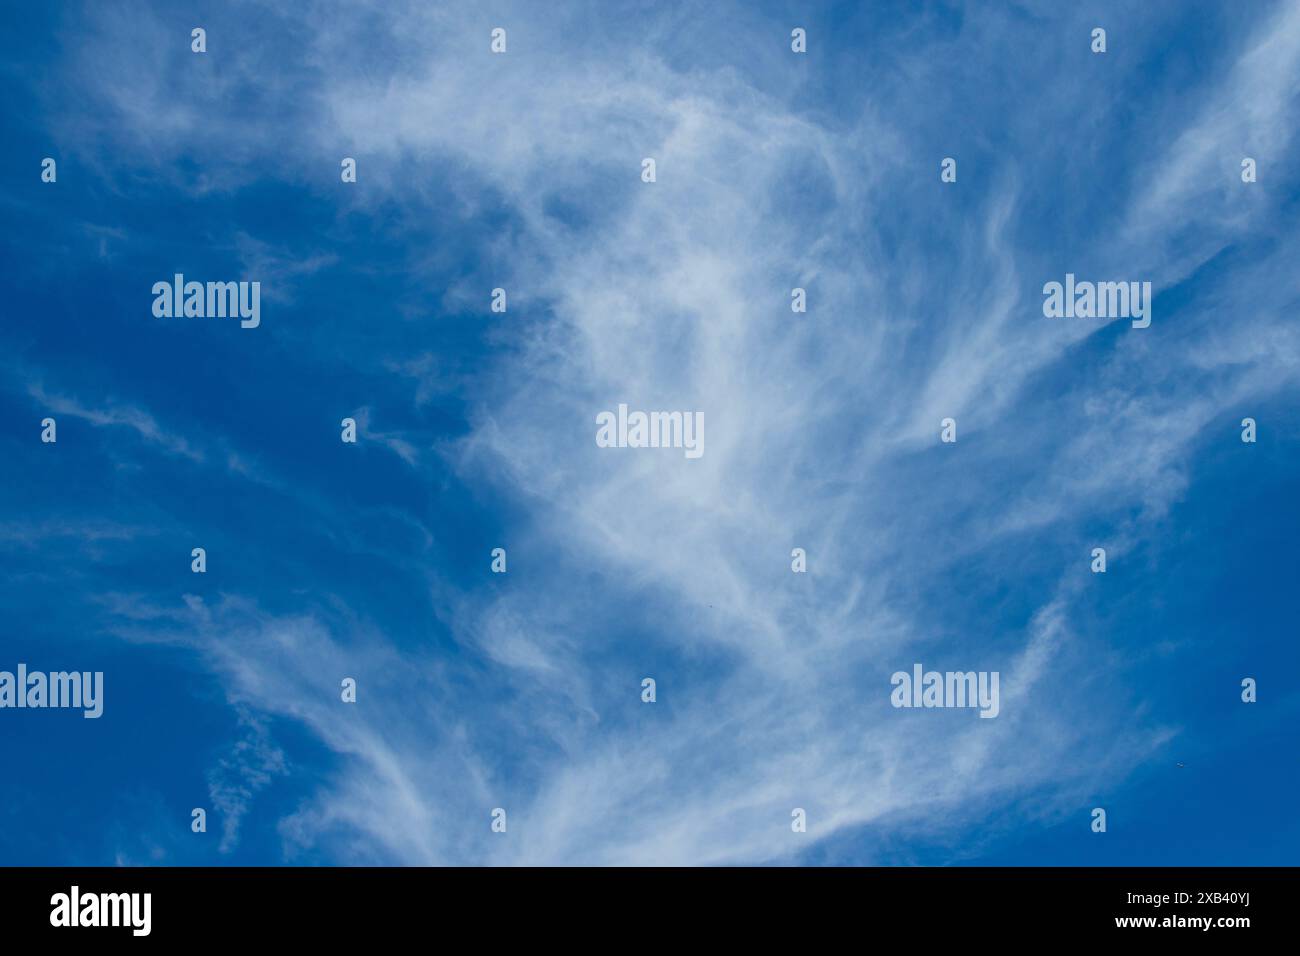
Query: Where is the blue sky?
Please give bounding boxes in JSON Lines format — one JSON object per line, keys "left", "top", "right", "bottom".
{"left": 1, "top": 0, "right": 1297, "bottom": 866}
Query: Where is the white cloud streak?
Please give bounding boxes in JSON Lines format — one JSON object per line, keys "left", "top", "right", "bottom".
{"left": 70, "top": 0, "right": 1300, "bottom": 862}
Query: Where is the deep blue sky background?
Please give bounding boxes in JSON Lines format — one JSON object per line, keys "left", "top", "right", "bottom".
{"left": 1, "top": 1, "right": 1297, "bottom": 865}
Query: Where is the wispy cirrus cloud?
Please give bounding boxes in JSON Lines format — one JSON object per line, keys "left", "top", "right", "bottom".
{"left": 21, "top": 0, "right": 1300, "bottom": 865}
{"left": 27, "top": 381, "right": 205, "bottom": 462}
